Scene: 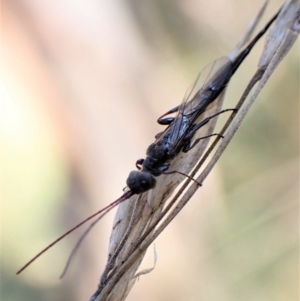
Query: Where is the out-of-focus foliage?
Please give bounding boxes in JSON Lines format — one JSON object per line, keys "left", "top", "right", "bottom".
{"left": 1, "top": 0, "right": 298, "bottom": 300}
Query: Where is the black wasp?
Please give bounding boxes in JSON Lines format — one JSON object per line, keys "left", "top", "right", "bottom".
{"left": 16, "top": 10, "right": 279, "bottom": 275}
{"left": 126, "top": 10, "right": 278, "bottom": 195}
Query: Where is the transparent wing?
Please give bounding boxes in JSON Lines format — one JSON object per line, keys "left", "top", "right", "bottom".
{"left": 167, "top": 57, "right": 232, "bottom": 152}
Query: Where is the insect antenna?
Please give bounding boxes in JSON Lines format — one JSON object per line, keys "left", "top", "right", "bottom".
{"left": 16, "top": 190, "right": 133, "bottom": 275}
{"left": 59, "top": 200, "right": 122, "bottom": 279}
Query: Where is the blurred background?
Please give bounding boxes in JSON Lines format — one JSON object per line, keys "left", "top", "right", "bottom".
{"left": 1, "top": 0, "right": 299, "bottom": 300}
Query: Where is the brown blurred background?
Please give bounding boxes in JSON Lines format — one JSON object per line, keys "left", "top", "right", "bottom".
{"left": 1, "top": 0, "right": 299, "bottom": 300}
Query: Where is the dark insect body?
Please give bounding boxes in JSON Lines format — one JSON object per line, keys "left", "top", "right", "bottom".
{"left": 126, "top": 10, "right": 278, "bottom": 194}
{"left": 16, "top": 10, "right": 279, "bottom": 276}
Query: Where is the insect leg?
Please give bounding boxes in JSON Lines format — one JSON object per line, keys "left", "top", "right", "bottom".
{"left": 163, "top": 169, "right": 202, "bottom": 186}
{"left": 154, "top": 131, "right": 165, "bottom": 139}
{"left": 157, "top": 105, "right": 180, "bottom": 125}
{"left": 183, "top": 133, "right": 223, "bottom": 152}
{"left": 182, "top": 108, "right": 236, "bottom": 152}
{"left": 136, "top": 159, "right": 144, "bottom": 170}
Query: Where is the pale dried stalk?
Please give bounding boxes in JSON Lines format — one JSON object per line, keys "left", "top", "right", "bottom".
{"left": 90, "top": 1, "right": 299, "bottom": 300}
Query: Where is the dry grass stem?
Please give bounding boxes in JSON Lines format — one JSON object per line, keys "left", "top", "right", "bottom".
{"left": 90, "top": 1, "right": 299, "bottom": 300}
